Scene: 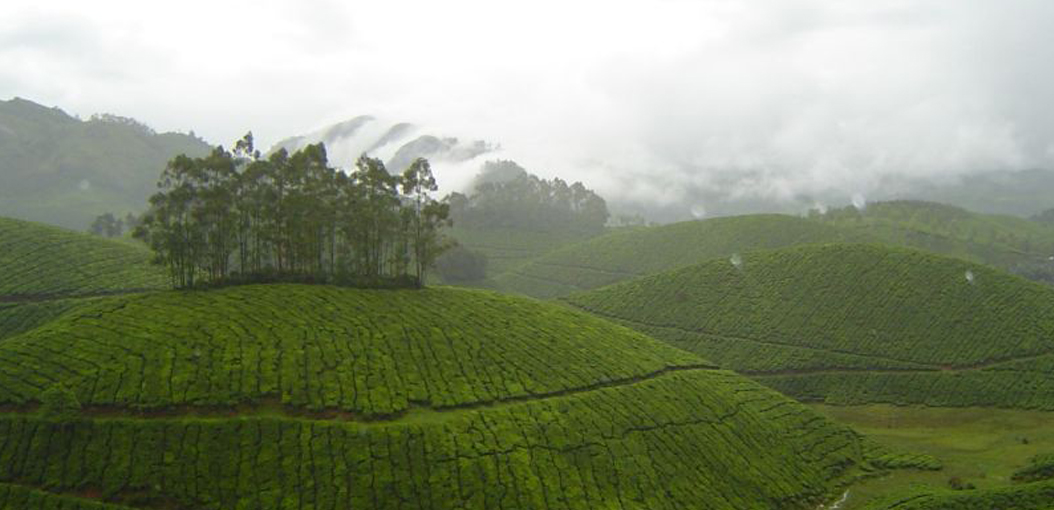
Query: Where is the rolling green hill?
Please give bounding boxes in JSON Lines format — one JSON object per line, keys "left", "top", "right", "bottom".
{"left": 492, "top": 214, "right": 860, "bottom": 298}
{"left": 812, "top": 200, "right": 1054, "bottom": 282}
{"left": 0, "top": 284, "right": 928, "bottom": 509}
{"left": 0, "top": 216, "right": 166, "bottom": 298}
{"left": 0, "top": 97, "right": 211, "bottom": 229}
{"left": 487, "top": 202, "right": 1054, "bottom": 300}
{"left": 567, "top": 243, "right": 1054, "bottom": 409}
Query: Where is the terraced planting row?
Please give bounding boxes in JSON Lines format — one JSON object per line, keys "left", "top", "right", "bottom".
{"left": 567, "top": 244, "right": 1054, "bottom": 408}
{"left": 494, "top": 214, "right": 858, "bottom": 298}
{"left": 0, "top": 285, "right": 702, "bottom": 415}
{"left": 0, "top": 369, "right": 926, "bottom": 510}
{"left": 0, "top": 300, "right": 81, "bottom": 342}
{"left": 0, "top": 217, "right": 166, "bottom": 298}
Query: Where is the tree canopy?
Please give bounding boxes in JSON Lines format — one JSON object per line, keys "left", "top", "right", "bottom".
{"left": 134, "top": 133, "right": 450, "bottom": 288}
{"left": 448, "top": 160, "right": 609, "bottom": 233}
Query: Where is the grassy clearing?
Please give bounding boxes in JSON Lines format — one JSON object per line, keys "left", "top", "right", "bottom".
{"left": 808, "top": 404, "right": 1054, "bottom": 509}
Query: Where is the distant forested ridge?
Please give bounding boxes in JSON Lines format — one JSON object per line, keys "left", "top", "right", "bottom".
{"left": 0, "top": 97, "right": 211, "bottom": 229}
{"left": 448, "top": 160, "right": 609, "bottom": 233}
{"left": 134, "top": 134, "right": 450, "bottom": 288}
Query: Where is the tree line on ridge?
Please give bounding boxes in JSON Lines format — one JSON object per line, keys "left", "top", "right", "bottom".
{"left": 133, "top": 133, "right": 450, "bottom": 288}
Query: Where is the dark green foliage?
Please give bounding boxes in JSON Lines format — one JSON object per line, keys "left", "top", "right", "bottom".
{"left": 1013, "top": 454, "right": 1054, "bottom": 482}
{"left": 88, "top": 213, "right": 123, "bottom": 238}
{"left": 869, "top": 453, "right": 943, "bottom": 471}
{"left": 495, "top": 214, "right": 860, "bottom": 298}
{"left": 947, "top": 477, "right": 976, "bottom": 490}
{"left": 443, "top": 162, "right": 610, "bottom": 280}
{"left": 0, "top": 482, "right": 136, "bottom": 509}
{"left": 0, "top": 98, "right": 211, "bottom": 230}
{"left": 0, "top": 285, "right": 915, "bottom": 509}
{"left": 568, "top": 243, "right": 1054, "bottom": 408}
{"left": 0, "top": 216, "right": 166, "bottom": 297}
{"left": 39, "top": 384, "right": 80, "bottom": 421}
{"left": 863, "top": 479, "right": 1054, "bottom": 509}
{"left": 434, "top": 245, "right": 488, "bottom": 282}
{"left": 450, "top": 160, "right": 609, "bottom": 234}
{"left": 135, "top": 136, "right": 450, "bottom": 288}
{"left": 0, "top": 300, "right": 80, "bottom": 342}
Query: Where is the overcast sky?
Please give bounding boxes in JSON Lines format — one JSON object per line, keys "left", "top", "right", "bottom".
{"left": 3, "top": 0, "right": 1053, "bottom": 207}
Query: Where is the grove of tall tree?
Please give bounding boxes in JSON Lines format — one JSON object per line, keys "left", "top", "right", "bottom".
{"left": 134, "top": 133, "right": 450, "bottom": 288}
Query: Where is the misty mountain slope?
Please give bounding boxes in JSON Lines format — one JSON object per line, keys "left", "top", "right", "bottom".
{"left": 492, "top": 214, "right": 865, "bottom": 299}
{"left": 0, "top": 97, "right": 211, "bottom": 229}
{"left": 0, "top": 284, "right": 931, "bottom": 509}
{"left": 812, "top": 200, "right": 1054, "bottom": 282}
{"left": 567, "top": 243, "right": 1054, "bottom": 409}
{"left": 447, "top": 225, "right": 605, "bottom": 279}
{"left": 272, "top": 115, "right": 494, "bottom": 175}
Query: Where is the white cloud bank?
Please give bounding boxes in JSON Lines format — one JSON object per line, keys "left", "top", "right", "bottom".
{"left": 2, "top": 0, "right": 1052, "bottom": 211}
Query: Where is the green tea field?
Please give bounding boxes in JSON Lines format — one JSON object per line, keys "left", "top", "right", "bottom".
{"left": 0, "top": 284, "right": 930, "bottom": 509}
{"left": 0, "top": 217, "right": 166, "bottom": 299}
{"left": 493, "top": 214, "right": 859, "bottom": 298}
{"left": 567, "top": 243, "right": 1054, "bottom": 409}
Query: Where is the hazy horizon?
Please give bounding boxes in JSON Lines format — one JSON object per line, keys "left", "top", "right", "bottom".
{"left": 4, "top": 0, "right": 1053, "bottom": 215}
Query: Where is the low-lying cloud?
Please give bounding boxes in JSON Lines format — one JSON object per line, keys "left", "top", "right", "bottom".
{"left": 2, "top": 0, "right": 1053, "bottom": 218}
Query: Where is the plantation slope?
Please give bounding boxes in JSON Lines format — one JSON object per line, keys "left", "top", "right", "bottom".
{"left": 493, "top": 214, "right": 862, "bottom": 299}
{"left": 0, "top": 299, "right": 82, "bottom": 342}
{"left": 567, "top": 243, "right": 1054, "bottom": 409}
{"left": 0, "top": 216, "right": 166, "bottom": 298}
{"left": 812, "top": 200, "right": 1054, "bottom": 282}
{"left": 0, "top": 284, "right": 704, "bottom": 413}
{"left": 0, "top": 284, "right": 930, "bottom": 509}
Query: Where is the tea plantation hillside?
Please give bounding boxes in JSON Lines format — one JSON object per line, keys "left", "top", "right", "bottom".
{"left": 812, "top": 200, "right": 1054, "bottom": 282}
{"left": 0, "top": 216, "right": 166, "bottom": 298}
{"left": 567, "top": 243, "right": 1054, "bottom": 409}
{"left": 493, "top": 214, "right": 860, "bottom": 298}
{"left": 0, "top": 284, "right": 930, "bottom": 509}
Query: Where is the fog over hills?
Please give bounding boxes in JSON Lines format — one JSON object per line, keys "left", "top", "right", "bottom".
{"left": 8, "top": 1, "right": 1054, "bottom": 224}
{"left": 272, "top": 115, "right": 496, "bottom": 190}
